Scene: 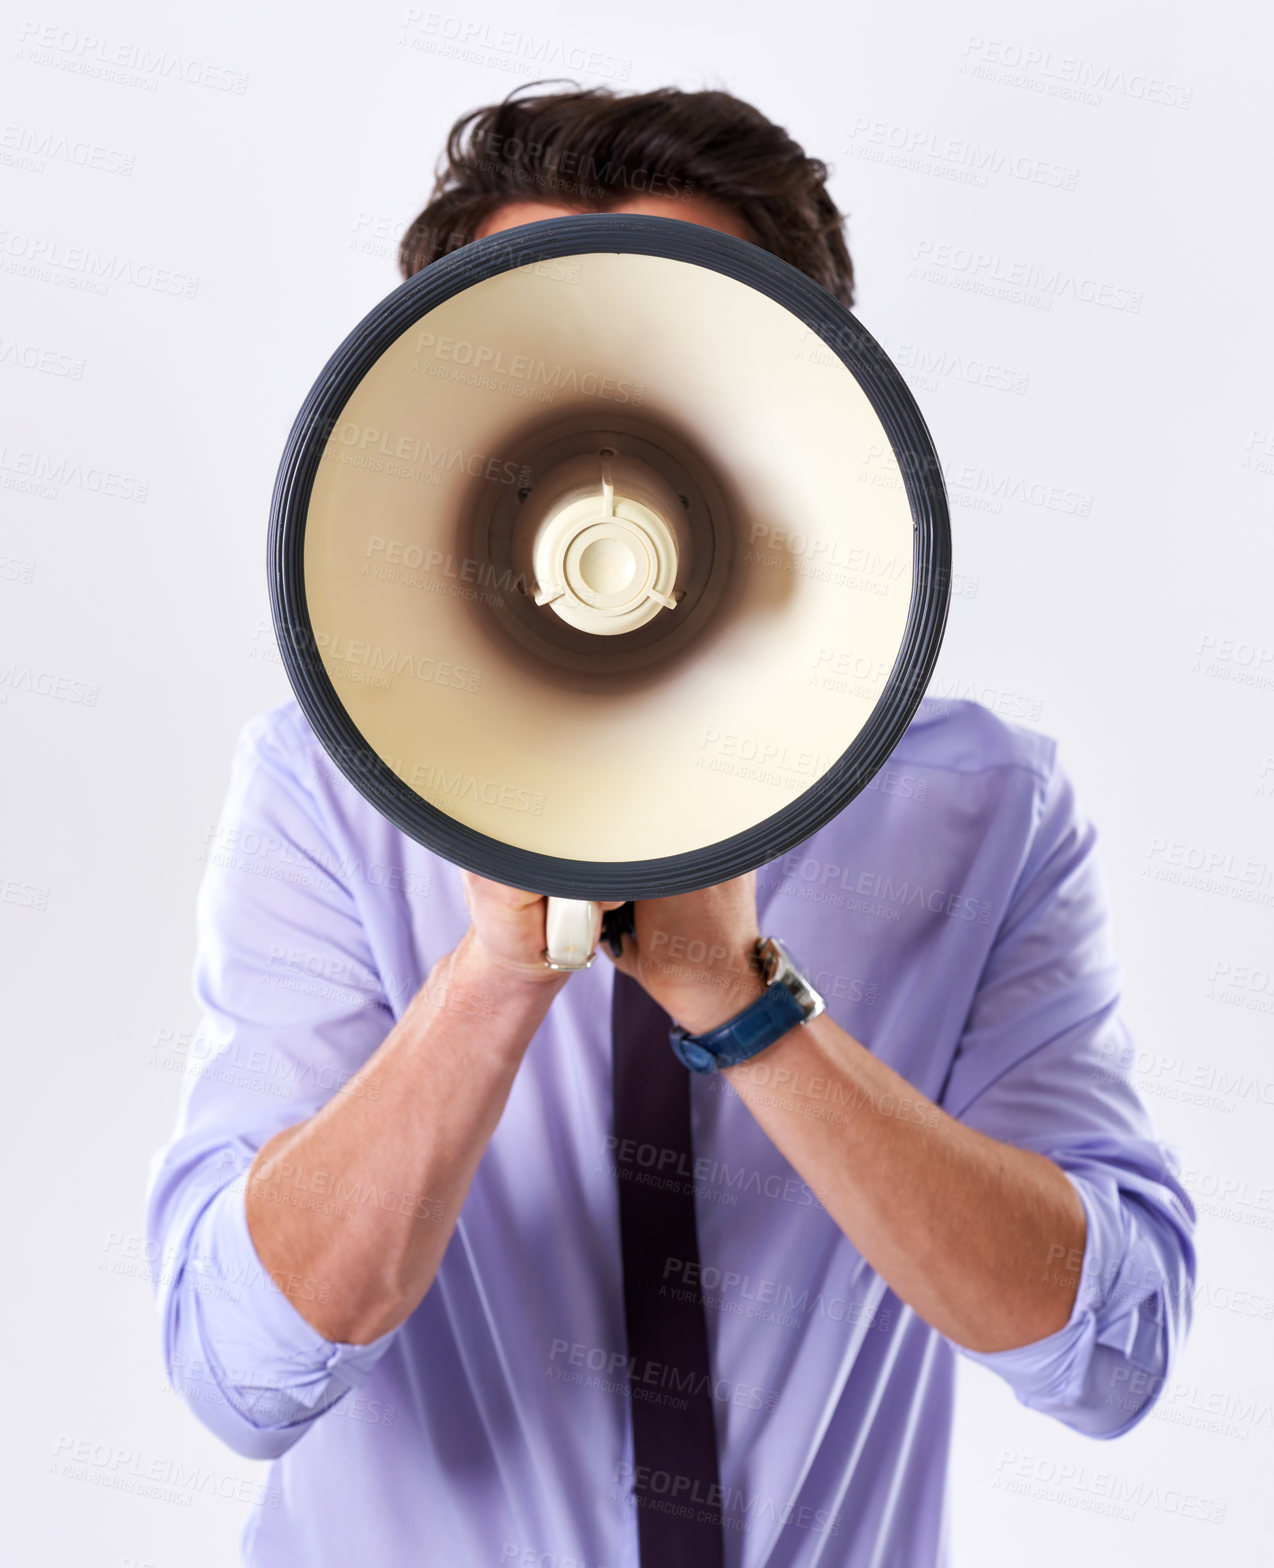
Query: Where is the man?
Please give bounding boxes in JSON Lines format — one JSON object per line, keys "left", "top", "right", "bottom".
{"left": 147, "top": 84, "right": 1195, "bottom": 1567}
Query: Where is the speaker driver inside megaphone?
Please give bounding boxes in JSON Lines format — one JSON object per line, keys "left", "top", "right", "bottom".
{"left": 520, "top": 444, "right": 685, "bottom": 637}
{"left": 273, "top": 215, "right": 949, "bottom": 898}
{"left": 462, "top": 411, "right": 740, "bottom": 683}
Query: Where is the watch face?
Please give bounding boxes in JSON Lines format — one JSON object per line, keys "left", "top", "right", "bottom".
{"left": 763, "top": 936, "right": 825, "bottom": 1018}
{"left": 765, "top": 937, "right": 799, "bottom": 981}
{"left": 755, "top": 937, "right": 781, "bottom": 985}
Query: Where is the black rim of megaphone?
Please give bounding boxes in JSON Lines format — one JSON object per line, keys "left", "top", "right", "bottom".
{"left": 268, "top": 213, "right": 951, "bottom": 900}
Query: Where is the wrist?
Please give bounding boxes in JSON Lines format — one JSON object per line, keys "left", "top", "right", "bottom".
{"left": 402, "top": 932, "right": 567, "bottom": 1068}
{"left": 664, "top": 942, "right": 768, "bottom": 1035}
{"left": 674, "top": 981, "right": 768, "bottom": 1037}
{"left": 451, "top": 926, "right": 570, "bottom": 997}
{"left": 667, "top": 935, "right": 826, "bottom": 1076}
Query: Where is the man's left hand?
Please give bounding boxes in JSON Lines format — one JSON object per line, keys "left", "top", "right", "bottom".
{"left": 603, "top": 873, "right": 766, "bottom": 1034}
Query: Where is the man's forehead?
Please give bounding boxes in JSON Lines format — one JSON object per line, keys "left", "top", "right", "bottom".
{"left": 474, "top": 194, "right": 755, "bottom": 245}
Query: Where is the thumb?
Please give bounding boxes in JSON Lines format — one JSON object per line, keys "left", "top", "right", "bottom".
{"left": 601, "top": 933, "right": 640, "bottom": 983}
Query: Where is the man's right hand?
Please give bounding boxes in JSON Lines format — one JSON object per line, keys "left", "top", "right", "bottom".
{"left": 459, "top": 870, "right": 626, "bottom": 981}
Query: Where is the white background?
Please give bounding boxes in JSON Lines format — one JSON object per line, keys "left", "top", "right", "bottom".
{"left": 2, "top": 0, "right": 1272, "bottom": 1563}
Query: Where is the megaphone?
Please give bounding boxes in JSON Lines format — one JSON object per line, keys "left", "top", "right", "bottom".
{"left": 268, "top": 214, "right": 950, "bottom": 969}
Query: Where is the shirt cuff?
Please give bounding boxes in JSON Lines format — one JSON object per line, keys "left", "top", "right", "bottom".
{"left": 957, "top": 1169, "right": 1169, "bottom": 1437}
{"left": 173, "top": 1175, "right": 400, "bottom": 1431}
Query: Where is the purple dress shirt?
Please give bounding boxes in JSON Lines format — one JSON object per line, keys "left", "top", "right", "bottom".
{"left": 145, "top": 696, "right": 1196, "bottom": 1567}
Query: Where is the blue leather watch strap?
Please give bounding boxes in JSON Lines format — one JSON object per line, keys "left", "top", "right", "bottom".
{"left": 669, "top": 981, "right": 808, "bottom": 1074}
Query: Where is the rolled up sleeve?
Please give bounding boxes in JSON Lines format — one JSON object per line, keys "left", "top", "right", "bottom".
{"left": 144, "top": 704, "right": 404, "bottom": 1459}
{"left": 940, "top": 746, "right": 1197, "bottom": 1437}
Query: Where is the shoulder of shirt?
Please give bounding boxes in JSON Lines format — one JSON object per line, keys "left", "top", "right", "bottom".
{"left": 237, "top": 697, "right": 314, "bottom": 759}
{"left": 235, "top": 699, "right": 339, "bottom": 798}
{"left": 888, "top": 697, "right": 1057, "bottom": 786}
{"left": 232, "top": 700, "right": 372, "bottom": 842}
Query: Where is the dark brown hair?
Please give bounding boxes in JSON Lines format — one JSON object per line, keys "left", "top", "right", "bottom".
{"left": 398, "top": 82, "right": 855, "bottom": 307}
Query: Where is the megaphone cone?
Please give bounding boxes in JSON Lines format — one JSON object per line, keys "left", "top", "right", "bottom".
{"left": 269, "top": 214, "right": 950, "bottom": 936}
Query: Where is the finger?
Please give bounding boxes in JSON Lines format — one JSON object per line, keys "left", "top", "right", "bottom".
{"left": 601, "top": 935, "right": 638, "bottom": 980}
{"left": 499, "top": 883, "right": 549, "bottom": 913}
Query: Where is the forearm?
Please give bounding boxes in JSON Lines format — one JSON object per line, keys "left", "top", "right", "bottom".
{"left": 245, "top": 928, "right": 566, "bottom": 1345}
{"left": 721, "top": 1014, "right": 1087, "bottom": 1352}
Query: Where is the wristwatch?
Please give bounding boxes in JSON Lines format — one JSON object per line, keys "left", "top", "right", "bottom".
{"left": 668, "top": 936, "right": 825, "bottom": 1073}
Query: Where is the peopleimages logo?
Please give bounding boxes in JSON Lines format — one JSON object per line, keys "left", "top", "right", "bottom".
{"left": 410, "top": 329, "right": 646, "bottom": 405}
{"left": 317, "top": 633, "right": 482, "bottom": 695}
{"left": 1192, "top": 632, "right": 1274, "bottom": 693}
{"left": 400, "top": 9, "right": 634, "bottom": 85}
{"left": 910, "top": 239, "right": 1143, "bottom": 314}
{"left": 549, "top": 1339, "right": 778, "bottom": 1412}
{"left": 959, "top": 36, "right": 1193, "bottom": 110}
{"left": 0, "top": 442, "right": 148, "bottom": 500}
{"left": 612, "top": 1460, "right": 843, "bottom": 1536}
{"left": 319, "top": 416, "right": 531, "bottom": 487}
{"left": 0, "top": 661, "right": 100, "bottom": 706}
{"left": 992, "top": 1451, "right": 1224, "bottom": 1525}
{"left": 51, "top": 1432, "right": 279, "bottom": 1508}
{"left": 947, "top": 462, "right": 1093, "bottom": 517}
{"left": 1, "top": 121, "right": 136, "bottom": 175}
{"left": 410, "top": 762, "right": 545, "bottom": 817}
{"left": 0, "top": 333, "right": 85, "bottom": 378}
{"left": 0, "top": 228, "right": 199, "bottom": 297}
{"left": 777, "top": 851, "right": 993, "bottom": 924}
{"left": 847, "top": 115, "right": 1079, "bottom": 191}
{"left": 16, "top": 22, "right": 251, "bottom": 94}
{"left": 1142, "top": 838, "right": 1274, "bottom": 907}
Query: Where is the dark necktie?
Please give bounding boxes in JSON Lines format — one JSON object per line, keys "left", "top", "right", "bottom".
{"left": 611, "top": 966, "right": 726, "bottom": 1566}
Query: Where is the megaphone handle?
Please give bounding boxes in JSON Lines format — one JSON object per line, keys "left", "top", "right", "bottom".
{"left": 544, "top": 897, "right": 603, "bottom": 971}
